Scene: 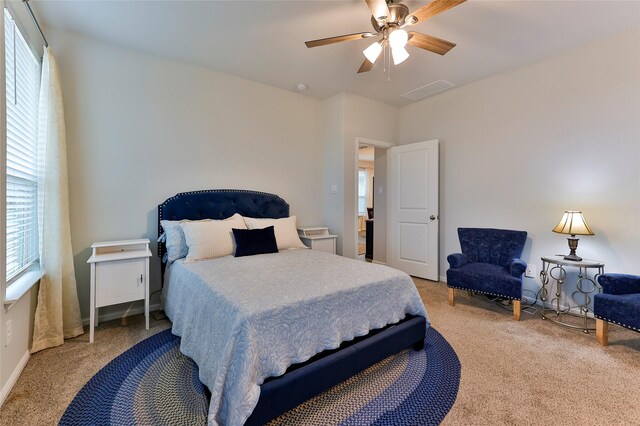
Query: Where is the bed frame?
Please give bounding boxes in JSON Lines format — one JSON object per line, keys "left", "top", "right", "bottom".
{"left": 157, "top": 189, "right": 426, "bottom": 425}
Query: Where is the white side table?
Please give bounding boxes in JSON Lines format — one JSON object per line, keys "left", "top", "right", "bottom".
{"left": 87, "top": 239, "right": 151, "bottom": 343}
{"left": 297, "top": 227, "right": 337, "bottom": 254}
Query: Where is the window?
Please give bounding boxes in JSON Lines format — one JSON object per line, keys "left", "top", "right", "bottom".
{"left": 4, "top": 9, "right": 41, "bottom": 283}
{"left": 358, "top": 169, "right": 367, "bottom": 215}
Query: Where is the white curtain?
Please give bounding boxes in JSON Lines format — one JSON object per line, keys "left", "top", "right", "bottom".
{"left": 31, "top": 47, "right": 83, "bottom": 353}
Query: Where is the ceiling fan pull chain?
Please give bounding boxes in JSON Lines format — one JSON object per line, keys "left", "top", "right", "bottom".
{"left": 388, "top": 44, "right": 392, "bottom": 82}
{"left": 383, "top": 43, "right": 387, "bottom": 73}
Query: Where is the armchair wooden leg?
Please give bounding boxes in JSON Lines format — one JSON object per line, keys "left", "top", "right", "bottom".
{"left": 448, "top": 288, "right": 455, "bottom": 306}
{"left": 513, "top": 300, "right": 521, "bottom": 321}
{"left": 596, "top": 319, "right": 609, "bottom": 346}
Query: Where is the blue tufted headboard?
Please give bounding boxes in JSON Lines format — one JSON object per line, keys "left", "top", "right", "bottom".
{"left": 157, "top": 189, "right": 290, "bottom": 262}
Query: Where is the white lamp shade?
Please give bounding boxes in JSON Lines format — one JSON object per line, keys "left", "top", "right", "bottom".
{"left": 552, "top": 211, "right": 594, "bottom": 236}
{"left": 389, "top": 29, "right": 408, "bottom": 50}
{"left": 363, "top": 41, "right": 383, "bottom": 63}
{"left": 392, "top": 46, "right": 410, "bottom": 65}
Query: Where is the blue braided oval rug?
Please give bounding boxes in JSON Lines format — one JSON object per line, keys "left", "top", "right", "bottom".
{"left": 60, "top": 327, "right": 460, "bottom": 426}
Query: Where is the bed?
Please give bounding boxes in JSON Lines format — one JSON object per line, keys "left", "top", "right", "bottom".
{"left": 158, "top": 189, "right": 429, "bottom": 426}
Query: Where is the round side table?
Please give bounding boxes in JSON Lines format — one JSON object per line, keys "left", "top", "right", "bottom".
{"left": 540, "top": 255, "right": 604, "bottom": 333}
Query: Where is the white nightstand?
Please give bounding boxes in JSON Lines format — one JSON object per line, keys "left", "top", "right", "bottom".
{"left": 87, "top": 239, "right": 151, "bottom": 343}
{"left": 297, "top": 227, "right": 337, "bottom": 254}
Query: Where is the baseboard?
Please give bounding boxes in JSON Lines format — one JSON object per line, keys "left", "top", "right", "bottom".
{"left": 372, "top": 260, "right": 386, "bottom": 265}
{"left": 82, "top": 303, "right": 163, "bottom": 326}
{"left": 0, "top": 350, "right": 30, "bottom": 407}
{"left": 522, "top": 295, "right": 538, "bottom": 305}
{"left": 439, "top": 275, "right": 447, "bottom": 283}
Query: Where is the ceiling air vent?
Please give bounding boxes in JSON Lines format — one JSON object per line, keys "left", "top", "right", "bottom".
{"left": 401, "top": 80, "right": 455, "bottom": 101}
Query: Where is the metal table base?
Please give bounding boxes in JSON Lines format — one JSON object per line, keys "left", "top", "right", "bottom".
{"left": 540, "top": 255, "right": 604, "bottom": 334}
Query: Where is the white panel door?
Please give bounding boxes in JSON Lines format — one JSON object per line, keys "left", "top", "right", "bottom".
{"left": 387, "top": 140, "right": 439, "bottom": 280}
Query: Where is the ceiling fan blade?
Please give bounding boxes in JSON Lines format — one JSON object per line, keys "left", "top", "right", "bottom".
{"left": 407, "top": 32, "right": 456, "bottom": 55}
{"left": 357, "top": 58, "right": 375, "bottom": 73}
{"left": 408, "top": 0, "right": 466, "bottom": 25}
{"left": 365, "top": 0, "right": 391, "bottom": 24}
{"left": 305, "top": 32, "right": 374, "bottom": 48}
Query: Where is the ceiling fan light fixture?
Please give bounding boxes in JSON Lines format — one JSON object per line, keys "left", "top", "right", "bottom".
{"left": 388, "top": 28, "right": 408, "bottom": 50}
{"left": 363, "top": 41, "right": 383, "bottom": 63}
{"left": 392, "top": 46, "right": 410, "bottom": 65}
{"left": 304, "top": 0, "right": 466, "bottom": 74}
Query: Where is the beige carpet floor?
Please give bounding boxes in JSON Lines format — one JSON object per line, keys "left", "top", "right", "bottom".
{"left": 1, "top": 279, "right": 639, "bottom": 425}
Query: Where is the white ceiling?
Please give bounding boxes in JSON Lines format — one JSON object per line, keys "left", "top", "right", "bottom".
{"left": 32, "top": 1, "right": 640, "bottom": 106}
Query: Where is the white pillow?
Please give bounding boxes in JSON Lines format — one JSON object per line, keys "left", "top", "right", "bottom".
{"left": 160, "top": 219, "right": 212, "bottom": 263}
{"left": 180, "top": 213, "right": 247, "bottom": 261}
{"left": 243, "top": 216, "right": 307, "bottom": 250}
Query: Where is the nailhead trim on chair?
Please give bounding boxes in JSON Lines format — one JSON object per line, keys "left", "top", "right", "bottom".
{"left": 594, "top": 315, "right": 640, "bottom": 332}
{"left": 447, "top": 285, "right": 521, "bottom": 301}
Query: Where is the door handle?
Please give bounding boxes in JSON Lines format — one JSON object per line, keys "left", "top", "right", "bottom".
{"left": 430, "top": 215, "right": 437, "bottom": 221}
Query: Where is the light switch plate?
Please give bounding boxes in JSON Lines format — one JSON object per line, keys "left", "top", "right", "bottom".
{"left": 330, "top": 184, "right": 338, "bottom": 194}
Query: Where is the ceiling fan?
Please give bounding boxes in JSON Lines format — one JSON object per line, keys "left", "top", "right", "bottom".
{"left": 305, "top": 0, "right": 465, "bottom": 73}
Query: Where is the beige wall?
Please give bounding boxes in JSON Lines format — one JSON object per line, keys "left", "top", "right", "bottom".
{"left": 322, "top": 93, "right": 346, "bottom": 254}
{"left": 358, "top": 160, "right": 374, "bottom": 168}
{"left": 396, "top": 29, "right": 640, "bottom": 296}
{"left": 342, "top": 93, "right": 398, "bottom": 258}
{"left": 323, "top": 92, "right": 398, "bottom": 257}
{"left": 51, "top": 29, "right": 326, "bottom": 319}
{"left": 0, "top": 290, "right": 36, "bottom": 397}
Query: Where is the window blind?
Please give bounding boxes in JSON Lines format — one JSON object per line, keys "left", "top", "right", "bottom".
{"left": 4, "top": 9, "right": 41, "bottom": 283}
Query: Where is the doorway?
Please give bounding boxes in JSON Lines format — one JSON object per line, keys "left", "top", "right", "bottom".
{"left": 357, "top": 146, "right": 375, "bottom": 261}
{"left": 353, "top": 137, "right": 394, "bottom": 262}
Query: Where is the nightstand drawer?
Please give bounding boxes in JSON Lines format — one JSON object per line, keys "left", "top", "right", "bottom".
{"left": 299, "top": 234, "right": 337, "bottom": 254}
{"left": 95, "top": 258, "right": 145, "bottom": 307}
{"left": 309, "top": 238, "right": 336, "bottom": 254}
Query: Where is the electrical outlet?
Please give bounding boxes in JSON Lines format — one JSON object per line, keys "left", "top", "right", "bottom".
{"left": 5, "top": 320, "right": 12, "bottom": 347}
{"left": 525, "top": 264, "right": 536, "bottom": 278}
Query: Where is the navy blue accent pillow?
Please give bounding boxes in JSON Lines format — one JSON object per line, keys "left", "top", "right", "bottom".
{"left": 233, "top": 226, "right": 279, "bottom": 257}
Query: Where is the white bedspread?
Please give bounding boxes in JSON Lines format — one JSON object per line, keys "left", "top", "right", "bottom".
{"left": 164, "top": 249, "right": 428, "bottom": 426}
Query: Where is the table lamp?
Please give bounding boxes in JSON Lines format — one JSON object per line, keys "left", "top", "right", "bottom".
{"left": 552, "top": 211, "right": 594, "bottom": 262}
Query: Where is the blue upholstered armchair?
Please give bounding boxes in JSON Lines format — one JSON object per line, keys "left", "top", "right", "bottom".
{"left": 447, "top": 228, "right": 528, "bottom": 320}
{"left": 594, "top": 274, "right": 640, "bottom": 346}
